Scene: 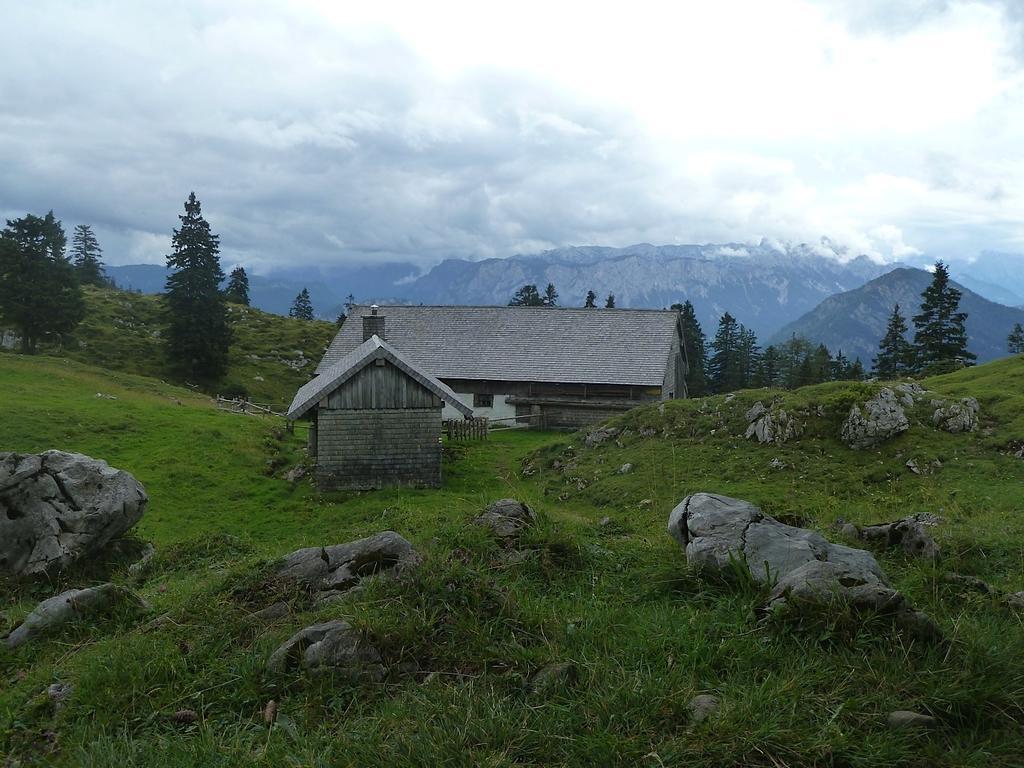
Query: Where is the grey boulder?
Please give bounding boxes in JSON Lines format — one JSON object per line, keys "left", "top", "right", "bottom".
{"left": 4, "top": 583, "right": 150, "bottom": 649}
{"left": 276, "top": 531, "right": 419, "bottom": 594}
{"left": 840, "top": 389, "right": 909, "bottom": 449}
{"left": 267, "top": 619, "right": 384, "bottom": 679}
{"left": 854, "top": 515, "right": 941, "bottom": 560}
{"left": 932, "top": 397, "right": 980, "bottom": 433}
{"left": 475, "top": 499, "right": 537, "bottom": 539}
{"left": 668, "top": 493, "right": 941, "bottom": 639}
{"left": 744, "top": 402, "right": 803, "bottom": 444}
{"left": 0, "top": 451, "right": 147, "bottom": 577}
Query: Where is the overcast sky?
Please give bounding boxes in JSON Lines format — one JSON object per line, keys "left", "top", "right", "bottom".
{"left": 2, "top": 0, "right": 1023, "bottom": 273}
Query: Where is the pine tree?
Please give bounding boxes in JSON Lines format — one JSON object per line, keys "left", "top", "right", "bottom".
{"left": 756, "top": 345, "right": 781, "bottom": 388}
{"left": 290, "top": 288, "right": 314, "bottom": 320}
{"left": 674, "top": 301, "right": 708, "bottom": 396}
{"left": 848, "top": 357, "right": 866, "bottom": 380}
{"left": 542, "top": 283, "right": 559, "bottom": 307}
{"left": 873, "top": 304, "right": 913, "bottom": 379}
{"left": 164, "top": 192, "right": 231, "bottom": 382}
{"left": 70, "top": 224, "right": 106, "bottom": 286}
{"left": 0, "top": 211, "right": 84, "bottom": 353}
{"left": 509, "top": 284, "right": 544, "bottom": 306}
{"left": 707, "top": 312, "right": 741, "bottom": 393}
{"left": 584, "top": 290, "right": 597, "bottom": 308}
{"left": 912, "top": 261, "right": 975, "bottom": 373}
{"left": 737, "top": 325, "right": 761, "bottom": 389}
{"left": 605, "top": 293, "right": 616, "bottom": 309}
{"left": 224, "top": 266, "right": 250, "bottom": 305}
{"left": 1008, "top": 323, "right": 1024, "bottom": 354}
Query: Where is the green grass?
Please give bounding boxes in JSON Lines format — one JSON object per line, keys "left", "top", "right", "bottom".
{"left": 0, "top": 285, "right": 337, "bottom": 406}
{"left": 1, "top": 355, "right": 1023, "bottom": 766}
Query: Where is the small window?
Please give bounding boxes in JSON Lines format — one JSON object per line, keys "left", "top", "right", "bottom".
{"left": 473, "top": 393, "right": 493, "bottom": 408}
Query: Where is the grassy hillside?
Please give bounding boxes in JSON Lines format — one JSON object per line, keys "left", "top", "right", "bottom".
{"left": 0, "top": 285, "right": 337, "bottom": 406}
{"left": 1, "top": 355, "right": 1023, "bottom": 766}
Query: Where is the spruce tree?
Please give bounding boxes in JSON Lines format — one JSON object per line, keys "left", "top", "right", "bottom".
{"left": 873, "top": 303, "right": 913, "bottom": 379}
{"left": 675, "top": 301, "right": 708, "bottom": 396}
{"left": 1008, "top": 323, "right": 1024, "bottom": 354}
{"left": 707, "top": 312, "right": 741, "bottom": 393}
{"left": 70, "top": 224, "right": 106, "bottom": 286}
{"left": 605, "top": 293, "right": 615, "bottom": 309}
{"left": 509, "top": 284, "right": 543, "bottom": 306}
{"left": 912, "top": 261, "right": 975, "bottom": 373}
{"left": 542, "top": 283, "right": 559, "bottom": 307}
{"left": 584, "top": 290, "right": 597, "bottom": 308}
{"left": 848, "top": 357, "right": 866, "bottom": 380}
{"left": 224, "top": 266, "right": 250, "bottom": 305}
{"left": 0, "top": 212, "right": 84, "bottom": 352}
{"left": 289, "top": 288, "right": 314, "bottom": 320}
{"left": 737, "top": 325, "right": 761, "bottom": 388}
{"left": 756, "top": 345, "right": 781, "bottom": 388}
{"left": 164, "top": 192, "right": 231, "bottom": 382}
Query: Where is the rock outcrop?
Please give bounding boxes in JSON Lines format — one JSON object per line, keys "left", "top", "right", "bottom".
{"left": 267, "top": 619, "right": 384, "bottom": 678}
{"left": 475, "top": 499, "right": 537, "bottom": 539}
{"left": 851, "top": 515, "right": 941, "bottom": 560}
{"left": 4, "top": 583, "right": 150, "bottom": 649}
{"left": 667, "top": 493, "right": 940, "bottom": 639}
{"left": 0, "top": 451, "right": 148, "bottom": 577}
{"left": 932, "top": 397, "right": 980, "bottom": 433}
{"left": 275, "top": 531, "right": 419, "bottom": 598}
{"left": 744, "top": 402, "right": 803, "bottom": 444}
{"left": 840, "top": 389, "right": 909, "bottom": 449}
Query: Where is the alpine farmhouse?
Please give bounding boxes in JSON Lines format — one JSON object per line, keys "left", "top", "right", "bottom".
{"left": 313, "top": 304, "right": 688, "bottom": 429}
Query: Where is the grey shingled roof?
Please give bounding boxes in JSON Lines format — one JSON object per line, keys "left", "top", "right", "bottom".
{"left": 316, "top": 305, "right": 681, "bottom": 387}
{"left": 289, "top": 335, "right": 473, "bottom": 420}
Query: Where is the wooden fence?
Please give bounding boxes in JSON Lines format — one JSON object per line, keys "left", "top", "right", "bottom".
{"left": 445, "top": 417, "right": 489, "bottom": 441}
{"left": 215, "top": 396, "right": 284, "bottom": 417}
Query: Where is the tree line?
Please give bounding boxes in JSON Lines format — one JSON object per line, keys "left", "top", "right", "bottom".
{"left": 509, "top": 283, "right": 615, "bottom": 308}
{"left": 0, "top": 194, "right": 331, "bottom": 387}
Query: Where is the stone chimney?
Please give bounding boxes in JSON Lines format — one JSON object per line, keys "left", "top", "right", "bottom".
{"left": 362, "top": 304, "right": 385, "bottom": 341}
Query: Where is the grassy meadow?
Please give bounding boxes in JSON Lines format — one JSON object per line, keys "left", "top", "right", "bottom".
{"left": 6, "top": 285, "right": 338, "bottom": 406}
{"left": 1, "top": 353, "right": 1023, "bottom": 766}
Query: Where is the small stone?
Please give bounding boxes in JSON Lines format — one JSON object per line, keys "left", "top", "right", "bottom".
{"left": 638, "top": 499, "right": 652, "bottom": 508}
{"left": 905, "top": 458, "right": 921, "bottom": 475}
{"left": 598, "top": 516, "right": 612, "bottom": 527}
{"left": 263, "top": 699, "right": 278, "bottom": 726}
{"left": 249, "top": 602, "right": 290, "bottom": 622}
{"left": 688, "top": 694, "right": 720, "bottom": 724}
{"left": 942, "top": 573, "right": 994, "bottom": 594}
{"left": 47, "top": 682, "right": 72, "bottom": 711}
{"left": 475, "top": 499, "right": 536, "bottom": 539}
{"left": 1004, "top": 592, "right": 1024, "bottom": 611}
{"left": 617, "top": 463, "right": 634, "bottom": 475}
{"left": 267, "top": 620, "right": 384, "bottom": 679}
{"left": 529, "top": 662, "right": 578, "bottom": 694}
{"left": 768, "top": 458, "right": 787, "bottom": 470}
{"left": 887, "top": 710, "right": 937, "bottom": 730}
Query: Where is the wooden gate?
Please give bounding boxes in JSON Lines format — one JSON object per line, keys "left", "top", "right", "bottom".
{"left": 444, "top": 417, "right": 489, "bottom": 441}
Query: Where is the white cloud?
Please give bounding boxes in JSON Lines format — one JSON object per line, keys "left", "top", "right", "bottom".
{"left": 0, "top": 0, "right": 1023, "bottom": 271}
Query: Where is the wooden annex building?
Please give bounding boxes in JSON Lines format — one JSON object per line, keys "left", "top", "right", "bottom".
{"left": 286, "top": 324, "right": 472, "bottom": 490}
{"left": 315, "top": 304, "right": 688, "bottom": 429}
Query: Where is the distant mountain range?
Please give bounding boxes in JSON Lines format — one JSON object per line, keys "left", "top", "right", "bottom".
{"left": 107, "top": 241, "right": 894, "bottom": 338}
{"left": 771, "top": 267, "right": 1024, "bottom": 363}
{"left": 106, "top": 243, "right": 1024, "bottom": 355}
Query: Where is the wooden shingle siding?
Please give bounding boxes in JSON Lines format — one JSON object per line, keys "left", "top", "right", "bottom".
{"left": 326, "top": 362, "right": 442, "bottom": 410}
{"left": 316, "top": 408, "right": 442, "bottom": 490}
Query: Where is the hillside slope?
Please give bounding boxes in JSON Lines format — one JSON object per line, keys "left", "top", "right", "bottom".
{"left": 1, "top": 286, "right": 336, "bottom": 406}
{"left": 2, "top": 356, "right": 1023, "bottom": 766}
{"left": 771, "top": 267, "right": 1024, "bottom": 364}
